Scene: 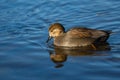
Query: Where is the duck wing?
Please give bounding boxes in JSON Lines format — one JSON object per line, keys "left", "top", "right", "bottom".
{"left": 67, "top": 27, "right": 93, "bottom": 38}
{"left": 67, "top": 27, "right": 110, "bottom": 42}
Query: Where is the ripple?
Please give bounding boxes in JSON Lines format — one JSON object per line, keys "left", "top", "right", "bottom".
{"left": 0, "top": 0, "right": 120, "bottom": 80}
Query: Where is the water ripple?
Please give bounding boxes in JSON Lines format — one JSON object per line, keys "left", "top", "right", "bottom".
{"left": 0, "top": 0, "right": 120, "bottom": 80}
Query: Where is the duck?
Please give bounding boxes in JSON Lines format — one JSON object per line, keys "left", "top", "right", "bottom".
{"left": 46, "top": 23, "right": 111, "bottom": 48}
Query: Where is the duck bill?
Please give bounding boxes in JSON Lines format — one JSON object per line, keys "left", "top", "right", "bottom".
{"left": 46, "top": 36, "right": 52, "bottom": 43}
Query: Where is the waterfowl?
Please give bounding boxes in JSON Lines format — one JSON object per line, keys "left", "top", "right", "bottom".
{"left": 46, "top": 23, "right": 111, "bottom": 48}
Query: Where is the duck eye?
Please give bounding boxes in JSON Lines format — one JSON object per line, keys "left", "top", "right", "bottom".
{"left": 53, "top": 32, "right": 55, "bottom": 34}
{"left": 59, "top": 30, "right": 63, "bottom": 34}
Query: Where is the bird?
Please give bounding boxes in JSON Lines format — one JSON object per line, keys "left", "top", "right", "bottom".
{"left": 46, "top": 23, "right": 111, "bottom": 49}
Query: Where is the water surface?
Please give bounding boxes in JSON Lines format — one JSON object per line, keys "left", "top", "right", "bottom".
{"left": 0, "top": 0, "right": 120, "bottom": 80}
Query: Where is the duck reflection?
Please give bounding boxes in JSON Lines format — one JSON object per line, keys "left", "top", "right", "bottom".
{"left": 49, "top": 51, "right": 67, "bottom": 68}
{"left": 48, "top": 42, "right": 111, "bottom": 68}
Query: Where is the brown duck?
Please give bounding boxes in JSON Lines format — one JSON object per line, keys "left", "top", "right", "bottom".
{"left": 46, "top": 23, "right": 111, "bottom": 48}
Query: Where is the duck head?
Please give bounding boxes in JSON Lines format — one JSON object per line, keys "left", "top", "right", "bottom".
{"left": 46, "top": 23, "right": 65, "bottom": 43}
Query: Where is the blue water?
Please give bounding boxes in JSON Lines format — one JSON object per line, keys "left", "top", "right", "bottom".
{"left": 0, "top": 0, "right": 120, "bottom": 80}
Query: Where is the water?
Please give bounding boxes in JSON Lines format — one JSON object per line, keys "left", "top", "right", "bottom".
{"left": 0, "top": 0, "right": 120, "bottom": 80}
